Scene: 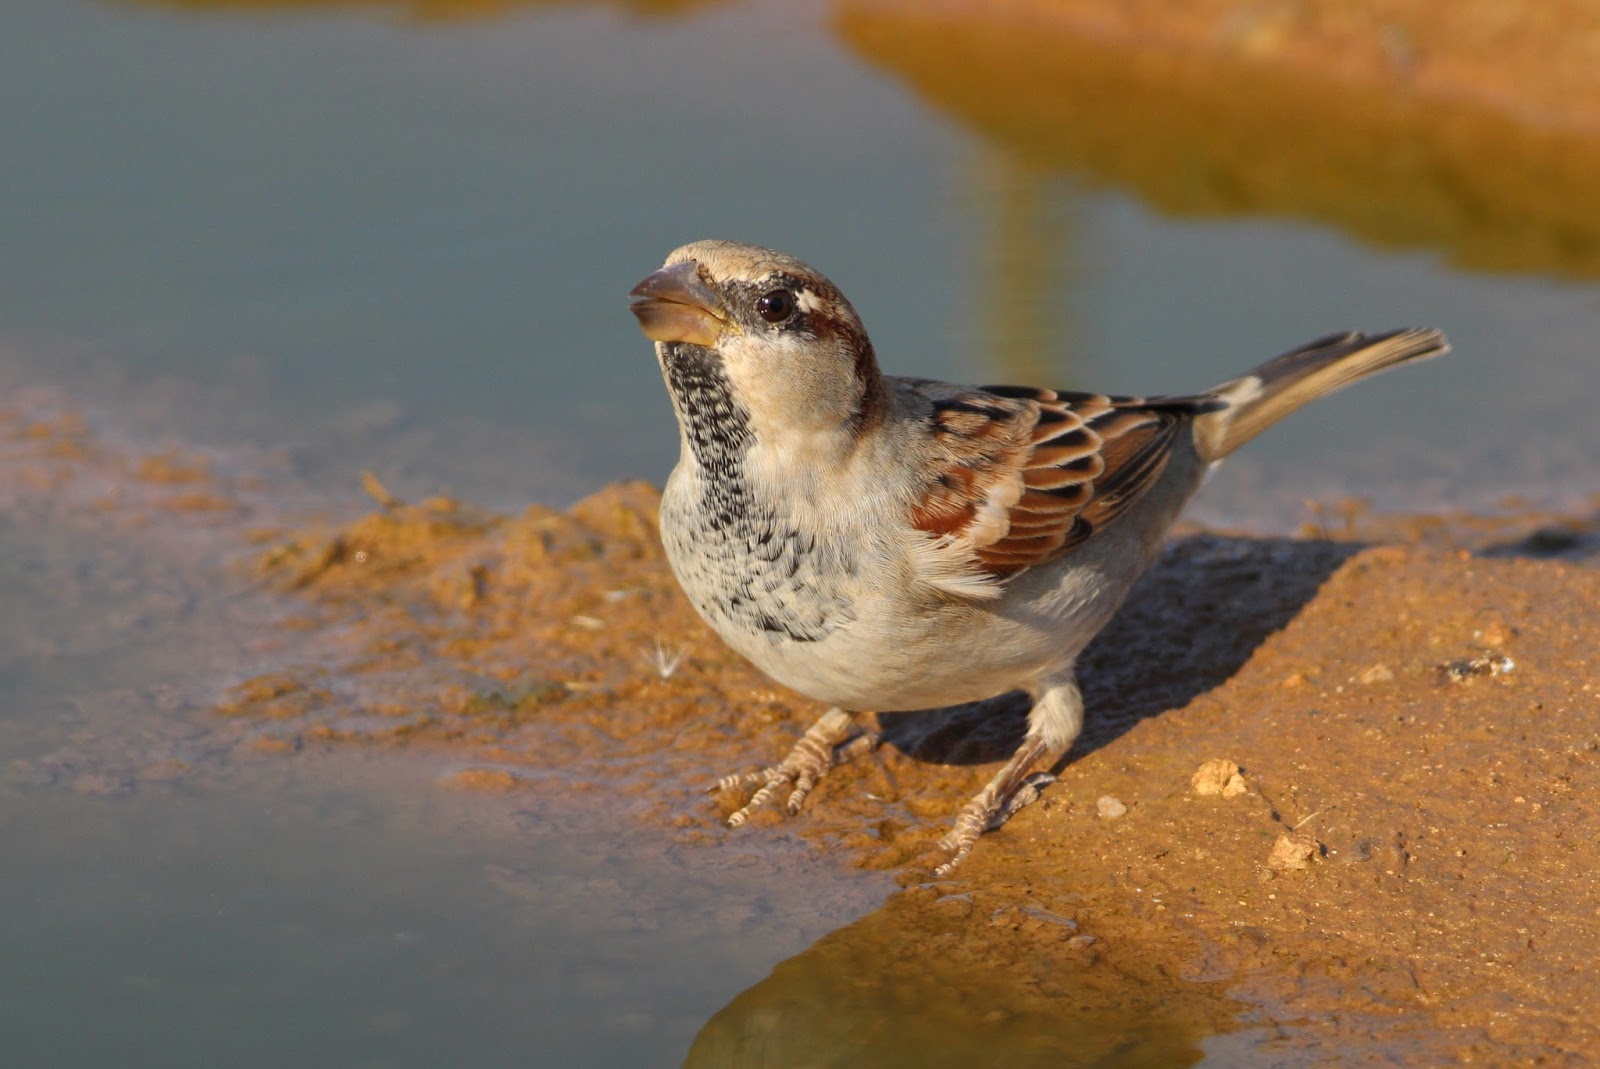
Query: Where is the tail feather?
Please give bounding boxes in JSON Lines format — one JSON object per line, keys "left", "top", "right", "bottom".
{"left": 1192, "top": 328, "right": 1449, "bottom": 462}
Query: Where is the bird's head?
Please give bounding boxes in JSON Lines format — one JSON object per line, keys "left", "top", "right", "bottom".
{"left": 630, "top": 241, "right": 885, "bottom": 445}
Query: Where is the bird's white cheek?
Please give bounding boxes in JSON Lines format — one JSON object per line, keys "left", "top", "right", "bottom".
{"left": 722, "top": 334, "right": 858, "bottom": 438}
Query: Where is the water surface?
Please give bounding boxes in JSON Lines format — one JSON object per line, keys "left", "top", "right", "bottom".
{"left": 0, "top": 499, "right": 889, "bottom": 1067}
{"left": 4, "top": 0, "right": 1595, "bottom": 518}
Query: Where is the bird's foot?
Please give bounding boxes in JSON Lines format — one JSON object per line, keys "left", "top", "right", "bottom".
{"left": 709, "top": 707, "right": 877, "bottom": 827}
{"left": 934, "top": 737, "right": 1054, "bottom": 877}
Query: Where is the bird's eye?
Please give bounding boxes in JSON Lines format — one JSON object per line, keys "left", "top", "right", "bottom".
{"left": 756, "top": 290, "right": 797, "bottom": 324}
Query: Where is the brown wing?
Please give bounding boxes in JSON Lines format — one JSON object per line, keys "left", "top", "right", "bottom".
{"left": 911, "top": 384, "right": 1218, "bottom": 580}
{"left": 906, "top": 393, "right": 1037, "bottom": 543}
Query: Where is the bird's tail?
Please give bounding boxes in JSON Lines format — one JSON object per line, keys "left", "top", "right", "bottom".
{"left": 1192, "top": 328, "right": 1450, "bottom": 463}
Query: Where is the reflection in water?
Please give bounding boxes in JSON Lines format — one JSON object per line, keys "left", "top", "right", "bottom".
{"left": 970, "top": 152, "right": 1084, "bottom": 386}
{"left": 126, "top": 0, "right": 1600, "bottom": 281}
{"left": 683, "top": 891, "right": 1230, "bottom": 1068}
{"left": 837, "top": 2, "right": 1600, "bottom": 279}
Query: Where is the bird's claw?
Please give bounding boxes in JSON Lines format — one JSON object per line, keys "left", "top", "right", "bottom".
{"left": 721, "top": 763, "right": 815, "bottom": 828}
{"left": 934, "top": 770, "right": 1056, "bottom": 877}
{"left": 708, "top": 709, "right": 876, "bottom": 827}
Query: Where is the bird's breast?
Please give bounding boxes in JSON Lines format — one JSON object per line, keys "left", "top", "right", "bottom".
{"left": 660, "top": 464, "right": 857, "bottom": 650}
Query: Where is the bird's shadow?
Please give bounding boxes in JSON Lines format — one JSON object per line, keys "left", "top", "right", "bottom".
{"left": 1477, "top": 506, "right": 1600, "bottom": 563}
{"left": 875, "top": 533, "right": 1366, "bottom": 767}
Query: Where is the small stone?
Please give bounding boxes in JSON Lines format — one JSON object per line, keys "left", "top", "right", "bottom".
{"left": 1097, "top": 795, "right": 1128, "bottom": 819}
{"left": 1267, "top": 830, "right": 1320, "bottom": 871}
{"left": 1281, "top": 672, "right": 1306, "bottom": 689}
{"left": 1191, "top": 759, "right": 1245, "bottom": 797}
{"left": 1357, "top": 663, "right": 1394, "bottom": 685}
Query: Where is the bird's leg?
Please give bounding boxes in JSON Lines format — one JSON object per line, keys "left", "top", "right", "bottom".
{"left": 710, "top": 707, "right": 878, "bottom": 827}
{"left": 935, "top": 676, "right": 1083, "bottom": 876}
{"left": 934, "top": 737, "right": 1051, "bottom": 877}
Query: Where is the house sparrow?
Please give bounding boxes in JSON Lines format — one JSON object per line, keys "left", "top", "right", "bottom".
{"left": 630, "top": 239, "right": 1448, "bottom": 874}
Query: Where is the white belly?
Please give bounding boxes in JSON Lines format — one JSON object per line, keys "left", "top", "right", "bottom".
{"left": 659, "top": 443, "right": 1207, "bottom": 712}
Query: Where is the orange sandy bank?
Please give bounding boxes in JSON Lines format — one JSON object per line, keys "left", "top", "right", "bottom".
{"left": 230, "top": 478, "right": 1600, "bottom": 1063}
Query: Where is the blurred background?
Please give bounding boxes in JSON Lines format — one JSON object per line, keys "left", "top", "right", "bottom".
{"left": 4, "top": 1, "right": 1599, "bottom": 1065}
{"left": 6, "top": 0, "right": 1598, "bottom": 522}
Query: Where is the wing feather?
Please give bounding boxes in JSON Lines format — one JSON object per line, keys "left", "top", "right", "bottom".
{"left": 906, "top": 384, "right": 1214, "bottom": 593}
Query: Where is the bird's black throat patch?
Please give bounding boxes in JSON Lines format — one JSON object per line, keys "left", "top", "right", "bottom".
{"left": 659, "top": 343, "right": 850, "bottom": 644}
{"left": 661, "top": 343, "right": 755, "bottom": 502}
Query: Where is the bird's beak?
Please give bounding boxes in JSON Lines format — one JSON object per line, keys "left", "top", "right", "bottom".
{"left": 629, "top": 260, "right": 731, "bottom": 347}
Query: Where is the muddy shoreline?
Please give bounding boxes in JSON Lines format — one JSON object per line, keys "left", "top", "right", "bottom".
{"left": 238, "top": 474, "right": 1599, "bottom": 1063}
{"left": 9, "top": 351, "right": 1600, "bottom": 1063}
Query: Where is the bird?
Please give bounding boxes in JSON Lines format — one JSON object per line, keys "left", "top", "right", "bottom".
{"left": 628, "top": 239, "right": 1448, "bottom": 874}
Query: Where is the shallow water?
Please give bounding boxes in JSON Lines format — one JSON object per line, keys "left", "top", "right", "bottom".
{"left": 4, "top": 0, "right": 1600, "bottom": 1065}
{"left": 0, "top": 508, "right": 890, "bottom": 1067}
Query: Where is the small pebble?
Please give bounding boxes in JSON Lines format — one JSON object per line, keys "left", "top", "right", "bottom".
{"left": 1097, "top": 795, "right": 1128, "bottom": 819}
{"left": 1267, "top": 830, "right": 1320, "bottom": 871}
{"left": 1191, "top": 758, "right": 1248, "bottom": 797}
